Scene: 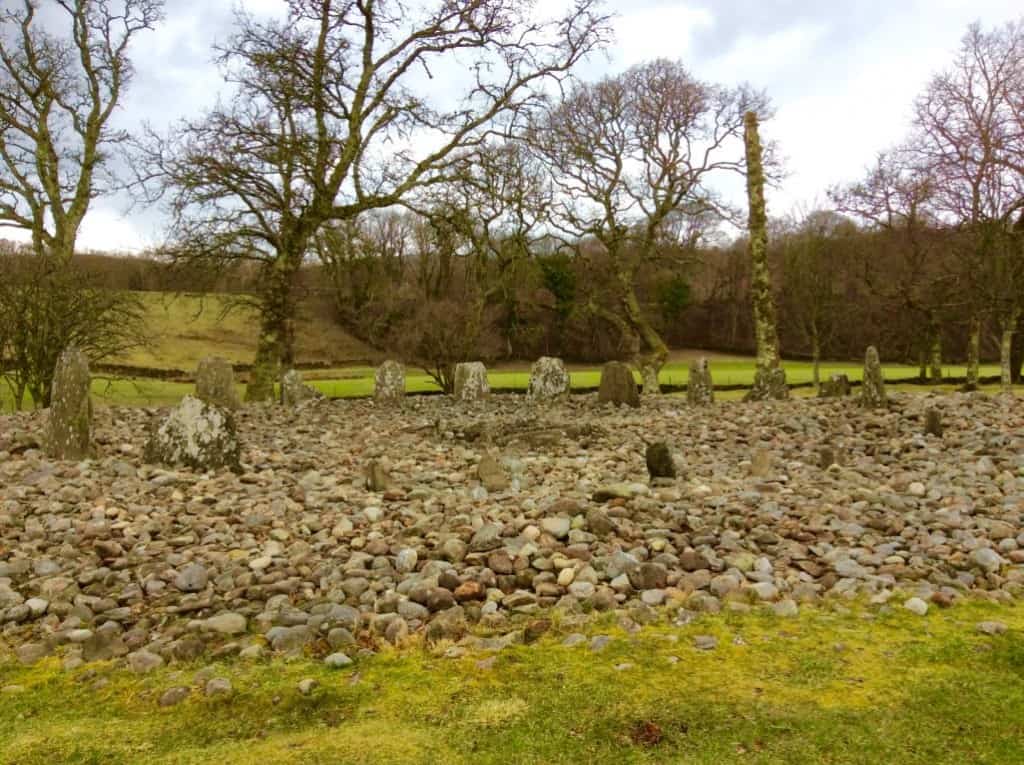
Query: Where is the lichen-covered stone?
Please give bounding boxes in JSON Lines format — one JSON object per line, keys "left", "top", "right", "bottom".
{"left": 924, "top": 407, "right": 943, "bottom": 437}
{"left": 45, "top": 346, "right": 92, "bottom": 460}
{"left": 527, "top": 357, "right": 570, "bottom": 401}
{"left": 861, "top": 346, "right": 887, "bottom": 408}
{"left": 598, "top": 362, "right": 639, "bottom": 407}
{"left": 195, "top": 357, "right": 239, "bottom": 409}
{"left": 744, "top": 366, "right": 789, "bottom": 402}
{"left": 374, "top": 361, "right": 406, "bottom": 404}
{"left": 144, "top": 396, "right": 241, "bottom": 471}
{"left": 687, "top": 358, "right": 714, "bottom": 406}
{"left": 645, "top": 442, "right": 675, "bottom": 478}
{"left": 453, "top": 362, "right": 489, "bottom": 402}
{"left": 819, "top": 373, "right": 851, "bottom": 398}
{"left": 641, "top": 365, "right": 660, "bottom": 396}
{"left": 281, "top": 369, "right": 320, "bottom": 407}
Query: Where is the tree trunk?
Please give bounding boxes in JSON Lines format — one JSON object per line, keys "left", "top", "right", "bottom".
{"left": 811, "top": 330, "right": 821, "bottom": 394}
{"left": 618, "top": 268, "right": 668, "bottom": 376}
{"left": 965, "top": 315, "right": 981, "bottom": 391}
{"left": 742, "top": 111, "right": 787, "bottom": 401}
{"left": 246, "top": 257, "right": 300, "bottom": 402}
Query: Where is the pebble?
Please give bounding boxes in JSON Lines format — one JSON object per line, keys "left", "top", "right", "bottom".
{"left": 903, "top": 597, "right": 929, "bottom": 616}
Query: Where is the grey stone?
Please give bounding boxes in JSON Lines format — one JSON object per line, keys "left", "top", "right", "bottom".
{"left": 903, "top": 597, "right": 929, "bottom": 616}
{"left": 144, "top": 396, "right": 241, "bottom": 471}
{"left": 645, "top": 442, "right": 676, "bottom": 479}
{"left": 641, "top": 364, "right": 660, "bottom": 396}
{"left": 374, "top": 360, "right": 406, "bottom": 404}
{"left": 527, "top": 357, "right": 570, "bottom": 401}
{"left": 45, "top": 346, "right": 92, "bottom": 459}
{"left": 540, "top": 516, "right": 571, "bottom": 540}
{"left": 205, "top": 677, "right": 233, "bottom": 696}
{"left": 297, "top": 678, "right": 318, "bottom": 696}
{"left": 325, "top": 652, "right": 353, "bottom": 668}
{"left": 744, "top": 366, "right": 789, "bottom": 402}
{"left": 687, "top": 357, "right": 714, "bottom": 405}
{"left": 195, "top": 357, "right": 239, "bottom": 409}
{"left": 453, "top": 362, "right": 489, "bottom": 402}
{"left": 597, "top": 362, "right": 639, "bottom": 407}
{"left": 477, "top": 454, "right": 509, "bottom": 492}
{"left": 128, "top": 649, "right": 164, "bottom": 674}
{"left": 861, "top": 346, "right": 887, "bottom": 408}
{"left": 159, "top": 687, "right": 190, "bottom": 707}
{"left": 976, "top": 621, "right": 1008, "bottom": 636}
{"left": 693, "top": 635, "right": 718, "bottom": 651}
{"left": 203, "top": 612, "right": 247, "bottom": 635}
{"left": 924, "top": 407, "right": 943, "bottom": 437}
{"left": 819, "top": 373, "right": 851, "bottom": 398}
{"left": 174, "top": 563, "right": 209, "bottom": 593}
{"left": 281, "top": 369, "right": 319, "bottom": 407}
{"left": 971, "top": 547, "right": 1004, "bottom": 573}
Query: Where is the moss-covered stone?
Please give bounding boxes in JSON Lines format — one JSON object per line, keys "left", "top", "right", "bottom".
{"left": 144, "top": 396, "right": 241, "bottom": 471}
{"left": 44, "top": 346, "right": 92, "bottom": 460}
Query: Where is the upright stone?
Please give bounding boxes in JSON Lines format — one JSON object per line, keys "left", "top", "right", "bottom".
{"left": 597, "top": 362, "right": 639, "bottom": 407}
{"left": 527, "top": 357, "right": 570, "bottom": 401}
{"left": 687, "top": 358, "right": 714, "bottom": 405}
{"left": 195, "top": 357, "right": 239, "bottom": 409}
{"left": 374, "top": 361, "right": 406, "bottom": 404}
{"left": 45, "top": 346, "right": 92, "bottom": 460}
{"left": 453, "top": 362, "right": 489, "bottom": 402}
{"left": 641, "top": 365, "right": 661, "bottom": 396}
{"left": 924, "top": 407, "right": 943, "bottom": 437}
{"left": 144, "top": 395, "right": 241, "bottom": 471}
{"left": 819, "top": 373, "right": 851, "bottom": 398}
{"left": 281, "top": 369, "right": 319, "bottom": 407}
{"left": 861, "top": 346, "right": 887, "bottom": 408}
{"left": 645, "top": 443, "right": 676, "bottom": 479}
{"left": 744, "top": 366, "right": 789, "bottom": 402}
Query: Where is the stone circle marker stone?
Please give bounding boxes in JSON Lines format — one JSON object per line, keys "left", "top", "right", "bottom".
{"left": 641, "top": 365, "right": 660, "bottom": 396}
{"left": 819, "top": 373, "right": 851, "bottom": 398}
{"left": 195, "top": 357, "right": 239, "bottom": 409}
{"left": 45, "top": 346, "right": 92, "bottom": 460}
{"left": 374, "top": 360, "right": 406, "bottom": 404}
{"left": 861, "top": 346, "right": 887, "bottom": 408}
{"left": 281, "top": 369, "right": 319, "bottom": 407}
{"left": 924, "top": 407, "right": 943, "bottom": 437}
{"left": 645, "top": 442, "right": 676, "bottom": 479}
{"left": 144, "top": 395, "right": 241, "bottom": 471}
{"left": 453, "top": 362, "right": 489, "bottom": 402}
{"left": 527, "top": 356, "right": 570, "bottom": 401}
{"left": 744, "top": 366, "right": 789, "bottom": 402}
{"left": 687, "top": 358, "right": 714, "bottom": 405}
{"left": 597, "top": 362, "right": 639, "bottom": 407}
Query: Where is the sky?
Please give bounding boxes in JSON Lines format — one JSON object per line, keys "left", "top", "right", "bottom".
{"left": 4, "top": 0, "right": 1024, "bottom": 253}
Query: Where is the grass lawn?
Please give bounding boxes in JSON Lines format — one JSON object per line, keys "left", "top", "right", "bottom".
{"left": 1, "top": 600, "right": 1022, "bottom": 764}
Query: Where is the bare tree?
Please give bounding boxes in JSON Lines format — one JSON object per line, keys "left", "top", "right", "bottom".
{"left": 146, "top": 0, "right": 610, "bottom": 401}
{"left": 911, "top": 19, "right": 1024, "bottom": 390}
{"left": 0, "top": 0, "right": 162, "bottom": 263}
{"left": 531, "top": 59, "right": 766, "bottom": 379}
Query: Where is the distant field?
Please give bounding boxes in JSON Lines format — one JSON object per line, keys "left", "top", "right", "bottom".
{"left": 0, "top": 289, "right": 1013, "bottom": 411}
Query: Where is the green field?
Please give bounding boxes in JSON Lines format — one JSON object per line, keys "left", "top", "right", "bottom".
{"left": 1, "top": 600, "right": 1021, "bottom": 764}
{"left": 0, "top": 290, "right": 1014, "bottom": 411}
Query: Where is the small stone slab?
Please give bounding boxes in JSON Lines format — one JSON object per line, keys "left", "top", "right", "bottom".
{"left": 527, "top": 357, "right": 570, "bottom": 401}
{"left": 453, "top": 362, "right": 490, "bottom": 402}
{"left": 597, "top": 362, "right": 639, "bottom": 407}
{"left": 374, "top": 360, "right": 406, "bottom": 404}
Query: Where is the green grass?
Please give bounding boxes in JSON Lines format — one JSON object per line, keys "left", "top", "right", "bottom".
{"left": 1, "top": 600, "right": 1022, "bottom": 764}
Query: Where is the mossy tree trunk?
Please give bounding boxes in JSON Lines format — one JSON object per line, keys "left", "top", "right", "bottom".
{"left": 743, "top": 111, "right": 787, "bottom": 401}
{"left": 928, "top": 323, "right": 943, "bottom": 383}
{"left": 246, "top": 254, "right": 302, "bottom": 402}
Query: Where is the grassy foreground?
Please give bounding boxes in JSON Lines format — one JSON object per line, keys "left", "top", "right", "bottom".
{"left": 1, "top": 600, "right": 1022, "bottom": 764}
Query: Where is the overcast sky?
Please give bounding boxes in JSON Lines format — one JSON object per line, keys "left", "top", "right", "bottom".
{"left": 8, "top": 0, "right": 1024, "bottom": 253}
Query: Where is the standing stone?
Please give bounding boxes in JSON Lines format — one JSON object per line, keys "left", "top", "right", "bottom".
{"left": 924, "top": 407, "right": 943, "bottom": 437}
{"left": 819, "top": 374, "right": 851, "bottom": 398}
{"left": 374, "top": 360, "right": 406, "bottom": 404}
{"left": 597, "top": 362, "right": 639, "bottom": 407}
{"left": 477, "top": 454, "right": 510, "bottom": 491}
{"left": 364, "top": 460, "right": 393, "bottom": 492}
{"left": 861, "top": 346, "right": 887, "bottom": 408}
{"left": 744, "top": 366, "right": 789, "bottom": 402}
{"left": 195, "top": 357, "right": 239, "bottom": 409}
{"left": 45, "top": 346, "right": 92, "bottom": 459}
{"left": 687, "top": 358, "right": 714, "bottom": 405}
{"left": 527, "top": 357, "right": 570, "bottom": 401}
{"left": 641, "top": 365, "right": 660, "bottom": 396}
{"left": 453, "top": 362, "right": 489, "bottom": 402}
{"left": 144, "top": 395, "right": 241, "bottom": 471}
{"left": 645, "top": 443, "right": 676, "bottom": 479}
{"left": 281, "top": 369, "right": 319, "bottom": 407}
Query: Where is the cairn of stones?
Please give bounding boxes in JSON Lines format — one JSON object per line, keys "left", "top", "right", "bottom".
{"left": 144, "top": 395, "right": 241, "bottom": 471}
{"left": 281, "top": 369, "right": 319, "bottom": 407}
{"left": 195, "top": 356, "right": 239, "bottom": 409}
{"left": 597, "top": 361, "right": 639, "bottom": 407}
{"left": 44, "top": 346, "right": 93, "bottom": 460}
{"left": 861, "top": 346, "right": 887, "bottom": 408}
{"left": 374, "top": 360, "right": 406, "bottom": 404}
{"left": 527, "top": 356, "right": 571, "bottom": 401}
{"left": 453, "top": 362, "right": 490, "bottom": 402}
{"left": 819, "top": 373, "right": 851, "bottom": 398}
{"left": 687, "top": 357, "right": 714, "bottom": 405}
